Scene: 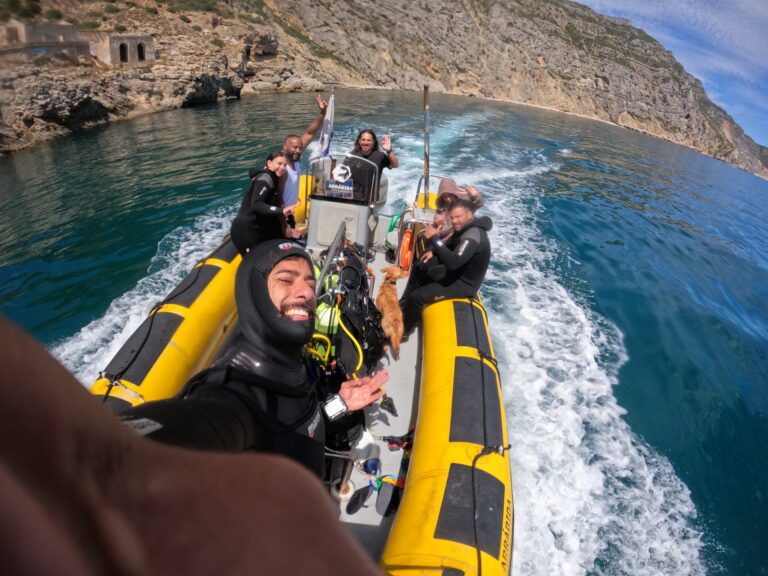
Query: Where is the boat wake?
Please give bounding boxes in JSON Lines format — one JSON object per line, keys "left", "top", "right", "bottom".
{"left": 458, "top": 155, "right": 704, "bottom": 573}
{"left": 487, "top": 190, "right": 704, "bottom": 574}
{"left": 52, "top": 203, "right": 238, "bottom": 384}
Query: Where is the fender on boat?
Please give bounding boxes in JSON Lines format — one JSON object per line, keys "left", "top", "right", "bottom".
{"left": 90, "top": 238, "right": 241, "bottom": 412}
{"left": 381, "top": 298, "right": 514, "bottom": 576}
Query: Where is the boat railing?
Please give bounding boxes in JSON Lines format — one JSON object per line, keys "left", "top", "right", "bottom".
{"left": 404, "top": 173, "right": 452, "bottom": 225}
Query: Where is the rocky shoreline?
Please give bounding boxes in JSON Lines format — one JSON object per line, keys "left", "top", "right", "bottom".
{"left": 1, "top": 0, "right": 766, "bottom": 179}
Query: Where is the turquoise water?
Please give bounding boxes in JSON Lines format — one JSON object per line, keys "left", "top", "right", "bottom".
{"left": 1, "top": 90, "right": 766, "bottom": 575}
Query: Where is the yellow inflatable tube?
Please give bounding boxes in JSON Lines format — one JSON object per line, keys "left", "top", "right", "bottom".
{"left": 294, "top": 174, "right": 314, "bottom": 225}
{"left": 90, "top": 239, "right": 241, "bottom": 410}
{"left": 381, "top": 298, "right": 514, "bottom": 576}
{"left": 91, "top": 177, "right": 315, "bottom": 411}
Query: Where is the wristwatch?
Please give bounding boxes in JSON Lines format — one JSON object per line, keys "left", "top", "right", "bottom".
{"left": 323, "top": 394, "right": 348, "bottom": 421}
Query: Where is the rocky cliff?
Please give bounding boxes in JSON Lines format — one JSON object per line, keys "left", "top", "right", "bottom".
{"left": 2, "top": 0, "right": 767, "bottom": 179}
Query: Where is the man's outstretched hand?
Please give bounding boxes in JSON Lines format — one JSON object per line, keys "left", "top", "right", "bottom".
{"left": 317, "top": 94, "right": 328, "bottom": 115}
{"left": 339, "top": 370, "right": 388, "bottom": 411}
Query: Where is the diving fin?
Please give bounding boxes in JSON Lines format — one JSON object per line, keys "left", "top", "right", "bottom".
{"left": 376, "top": 481, "right": 395, "bottom": 515}
{"left": 346, "top": 485, "right": 373, "bottom": 515}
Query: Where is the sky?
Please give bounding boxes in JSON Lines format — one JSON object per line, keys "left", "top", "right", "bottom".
{"left": 574, "top": 0, "right": 768, "bottom": 146}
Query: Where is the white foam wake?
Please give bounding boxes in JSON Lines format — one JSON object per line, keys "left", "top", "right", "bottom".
{"left": 51, "top": 203, "right": 237, "bottom": 385}
{"left": 477, "top": 164, "right": 705, "bottom": 574}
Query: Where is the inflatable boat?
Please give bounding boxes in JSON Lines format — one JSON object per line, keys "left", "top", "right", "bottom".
{"left": 90, "top": 89, "right": 514, "bottom": 575}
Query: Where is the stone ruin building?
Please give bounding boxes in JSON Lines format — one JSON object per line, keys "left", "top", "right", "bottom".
{"left": 78, "top": 30, "right": 155, "bottom": 65}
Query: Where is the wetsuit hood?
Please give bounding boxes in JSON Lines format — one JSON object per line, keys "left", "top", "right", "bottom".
{"left": 248, "top": 167, "right": 278, "bottom": 182}
{"left": 235, "top": 240, "right": 315, "bottom": 370}
{"left": 457, "top": 214, "right": 493, "bottom": 235}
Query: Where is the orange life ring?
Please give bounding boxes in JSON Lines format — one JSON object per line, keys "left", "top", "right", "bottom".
{"left": 399, "top": 228, "right": 414, "bottom": 271}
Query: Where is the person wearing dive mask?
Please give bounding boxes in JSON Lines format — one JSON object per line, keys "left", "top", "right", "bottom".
{"left": 121, "top": 240, "right": 388, "bottom": 476}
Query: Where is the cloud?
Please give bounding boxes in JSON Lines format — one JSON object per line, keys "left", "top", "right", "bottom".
{"left": 652, "top": 32, "right": 758, "bottom": 83}
{"left": 575, "top": 0, "right": 768, "bottom": 144}
{"left": 577, "top": 0, "right": 768, "bottom": 74}
{"left": 735, "top": 84, "right": 768, "bottom": 116}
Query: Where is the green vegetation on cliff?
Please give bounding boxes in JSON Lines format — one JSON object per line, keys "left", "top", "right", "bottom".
{"left": 0, "top": 0, "right": 41, "bottom": 21}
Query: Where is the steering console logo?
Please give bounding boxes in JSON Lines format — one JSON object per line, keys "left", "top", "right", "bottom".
{"left": 332, "top": 164, "right": 352, "bottom": 182}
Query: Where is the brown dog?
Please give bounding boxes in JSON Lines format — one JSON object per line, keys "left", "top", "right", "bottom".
{"left": 376, "top": 266, "right": 409, "bottom": 359}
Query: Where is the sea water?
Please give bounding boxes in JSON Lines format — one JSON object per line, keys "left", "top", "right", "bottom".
{"left": 1, "top": 89, "right": 766, "bottom": 575}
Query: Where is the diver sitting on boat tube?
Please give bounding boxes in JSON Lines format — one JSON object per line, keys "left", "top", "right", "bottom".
{"left": 230, "top": 151, "right": 295, "bottom": 255}
{"left": 120, "top": 240, "right": 388, "bottom": 476}
{"left": 400, "top": 180, "right": 491, "bottom": 335}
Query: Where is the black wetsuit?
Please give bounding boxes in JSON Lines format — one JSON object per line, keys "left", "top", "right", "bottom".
{"left": 401, "top": 215, "right": 493, "bottom": 331}
{"left": 120, "top": 241, "right": 325, "bottom": 476}
{"left": 230, "top": 168, "right": 283, "bottom": 255}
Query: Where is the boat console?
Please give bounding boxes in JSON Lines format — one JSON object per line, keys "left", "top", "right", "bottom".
{"left": 305, "top": 153, "right": 386, "bottom": 257}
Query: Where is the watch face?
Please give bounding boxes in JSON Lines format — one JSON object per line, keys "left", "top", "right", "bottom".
{"left": 324, "top": 396, "right": 347, "bottom": 420}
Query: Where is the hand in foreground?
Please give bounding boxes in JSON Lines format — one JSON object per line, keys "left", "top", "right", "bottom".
{"left": 422, "top": 223, "right": 438, "bottom": 239}
{"left": 317, "top": 94, "right": 328, "bottom": 114}
{"left": 381, "top": 135, "right": 392, "bottom": 152}
{"left": 283, "top": 204, "right": 296, "bottom": 216}
{"left": 339, "top": 370, "right": 388, "bottom": 411}
{"left": 0, "top": 317, "right": 381, "bottom": 576}
{"left": 421, "top": 250, "right": 434, "bottom": 263}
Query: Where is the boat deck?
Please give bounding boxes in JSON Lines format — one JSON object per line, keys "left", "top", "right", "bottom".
{"left": 333, "top": 246, "right": 422, "bottom": 560}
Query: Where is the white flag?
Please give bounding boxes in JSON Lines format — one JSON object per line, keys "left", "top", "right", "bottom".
{"left": 319, "top": 92, "right": 335, "bottom": 157}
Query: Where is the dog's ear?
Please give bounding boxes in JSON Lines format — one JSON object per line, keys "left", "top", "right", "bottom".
{"left": 381, "top": 266, "right": 409, "bottom": 281}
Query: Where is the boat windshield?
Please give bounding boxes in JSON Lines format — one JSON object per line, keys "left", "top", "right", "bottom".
{"left": 308, "top": 154, "right": 380, "bottom": 206}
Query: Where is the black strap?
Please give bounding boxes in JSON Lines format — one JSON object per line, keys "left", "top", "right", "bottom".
{"left": 185, "top": 364, "right": 312, "bottom": 398}
{"left": 246, "top": 389, "right": 319, "bottom": 436}
{"left": 183, "top": 365, "right": 318, "bottom": 435}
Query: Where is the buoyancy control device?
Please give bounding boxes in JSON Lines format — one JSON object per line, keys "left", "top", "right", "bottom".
{"left": 309, "top": 243, "right": 386, "bottom": 379}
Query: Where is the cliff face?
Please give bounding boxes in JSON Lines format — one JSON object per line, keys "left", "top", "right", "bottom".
{"left": 1, "top": 0, "right": 766, "bottom": 179}
{"left": 266, "top": 0, "right": 768, "bottom": 178}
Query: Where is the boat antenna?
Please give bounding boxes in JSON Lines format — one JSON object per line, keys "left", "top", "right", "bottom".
{"left": 423, "top": 84, "right": 430, "bottom": 195}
